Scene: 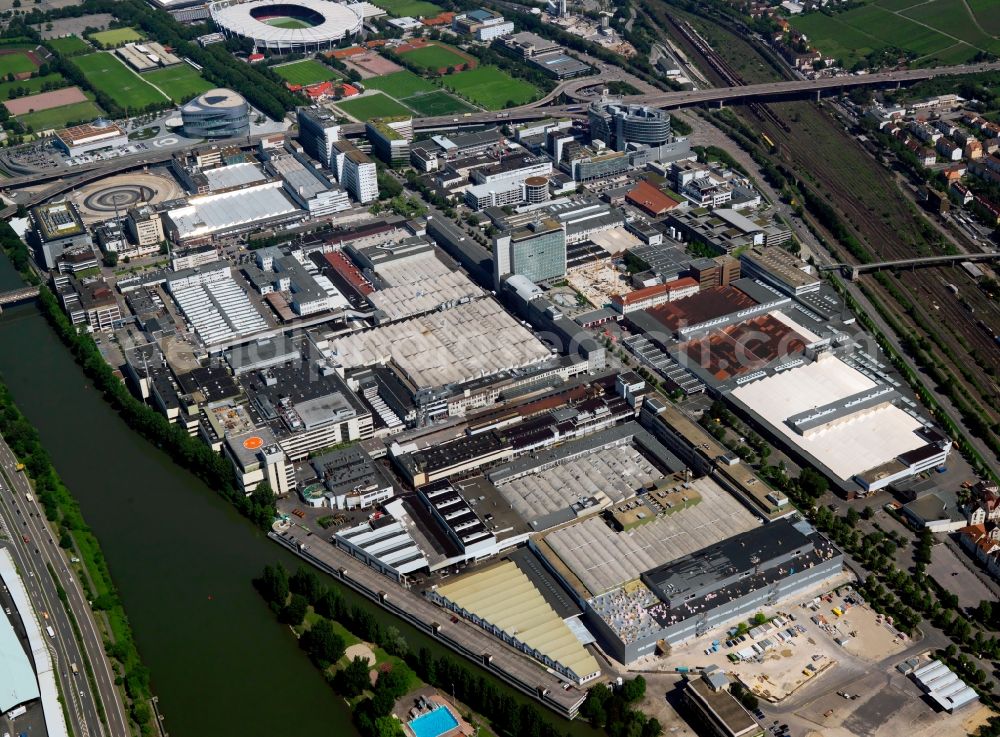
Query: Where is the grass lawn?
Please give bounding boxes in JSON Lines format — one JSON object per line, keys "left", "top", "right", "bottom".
{"left": 47, "top": 36, "right": 91, "bottom": 56}
{"left": 399, "top": 43, "right": 471, "bottom": 71}
{"left": 370, "top": 0, "right": 442, "bottom": 17}
{"left": 442, "top": 66, "right": 539, "bottom": 110}
{"left": 142, "top": 64, "right": 212, "bottom": 104}
{"left": 0, "top": 51, "right": 38, "bottom": 77}
{"left": 18, "top": 98, "right": 103, "bottom": 130}
{"left": 0, "top": 73, "right": 65, "bottom": 100}
{"left": 901, "top": 0, "right": 1000, "bottom": 54}
{"left": 88, "top": 27, "right": 143, "bottom": 49}
{"left": 266, "top": 17, "right": 313, "bottom": 28}
{"left": 790, "top": 3, "right": 970, "bottom": 66}
{"left": 72, "top": 52, "right": 168, "bottom": 109}
{"left": 364, "top": 69, "right": 436, "bottom": 97}
{"left": 336, "top": 92, "right": 412, "bottom": 120}
{"left": 404, "top": 89, "right": 476, "bottom": 116}
{"left": 273, "top": 59, "right": 339, "bottom": 86}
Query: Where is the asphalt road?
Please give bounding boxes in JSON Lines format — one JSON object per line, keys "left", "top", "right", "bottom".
{"left": 0, "top": 434, "right": 130, "bottom": 737}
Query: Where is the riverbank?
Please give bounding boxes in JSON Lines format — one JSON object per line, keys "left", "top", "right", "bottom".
{"left": 0, "top": 381, "right": 151, "bottom": 735}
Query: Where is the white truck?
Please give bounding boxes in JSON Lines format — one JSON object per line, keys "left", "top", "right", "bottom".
{"left": 46, "top": 625, "right": 55, "bottom": 638}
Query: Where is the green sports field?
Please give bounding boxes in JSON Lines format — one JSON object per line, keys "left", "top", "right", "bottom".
{"left": 273, "top": 59, "right": 339, "bottom": 86}
{"left": 791, "top": 0, "right": 1000, "bottom": 68}
{"left": 442, "top": 66, "right": 539, "bottom": 110}
{"left": 0, "top": 50, "right": 38, "bottom": 77}
{"left": 18, "top": 98, "right": 103, "bottom": 131}
{"left": 335, "top": 92, "right": 412, "bottom": 120}
{"left": 404, "top": 90, "right": 477, "bottom": 116}
{"left": 47, "top": 36, "right": 91, "bottom": 56}
{"left": 266, "top": 18, "right": 313, "bottom": 28}
{"left": 72, "top": 53, "right": 168, "bottom": 109}
{"left": 142, "top": 64, "right": 212, "bottom": 104}
{"left": 88, "top": 27, "right": 144, "bottom": 49}
{"left": 370, "top": 0, "right": 442, "bottom": 17}
{"left": 398, "top": 43, "right": 471, "bottom": 70}
{"left": 364, "top": 70, "right": 436, "bottom": 97}
{"left": 0, "top": 73, "right": 64, "bottom": 100}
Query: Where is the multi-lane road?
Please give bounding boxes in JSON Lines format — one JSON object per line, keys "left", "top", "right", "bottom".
{"left": 0, "top": 434, "right": 129, "bottom": 737}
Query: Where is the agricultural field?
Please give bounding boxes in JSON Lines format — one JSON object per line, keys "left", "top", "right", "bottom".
{"left": 0, "top": 73, "right": 65, "bottom": 100}
{"left": 398, "top": 42, "right": 472, "bottom": 71}
{"left": 47, "top": 36, "right": 91, "bottom": 56}
{"left": 335, "top": 92, "right": 412, "bottom": 120}
{"left": 442, "top": 66, "right": 540, "bottom": 109}
{"left": 403, "top": 89, "right": 476, "bottom": 116}
{"left": 18, "top": 97, "right": 102, "bottom": 131}
{"left": 791, "top": 0, "right": 1000, "bottom": 68}
{"left": 72, "top": 52, "right": 168, "bottom": 109}
{"left": 273, "top": 59, "right": 339, "bottom": 86}
{"left": 142, "top": 64, "right": 212, "bottom": 104}
{"left": 370, "top": 0, "right": 442, "bottom": 17}
{"left": 363, "top": 70, "right": 436, "bottom": 97}
{"left": 0, "top": 49, "right": 38, "bottom": 77}
{"left": 87, "top": 27, "right": 144, "bottom": 49}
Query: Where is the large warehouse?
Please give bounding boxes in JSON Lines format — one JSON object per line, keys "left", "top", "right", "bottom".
{"left": 209, "top": 0, "right": 364, "bottom": 52}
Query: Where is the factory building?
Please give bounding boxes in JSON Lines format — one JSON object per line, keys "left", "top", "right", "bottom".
{"left": 581, "top": 516, "right": 844, "bottom": 663}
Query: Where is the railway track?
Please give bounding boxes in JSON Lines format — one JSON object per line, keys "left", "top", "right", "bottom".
{"left": 653, "top": 5, "right": 1000, "bottom": 460}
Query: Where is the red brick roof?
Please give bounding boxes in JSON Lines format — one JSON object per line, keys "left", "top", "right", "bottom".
{"left": 626, "top": 180, "right": 679, "bottom": 216}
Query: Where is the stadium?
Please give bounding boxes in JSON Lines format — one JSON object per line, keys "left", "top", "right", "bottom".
{"left": 209, "top": 0, "right": 364, "bottom": 52}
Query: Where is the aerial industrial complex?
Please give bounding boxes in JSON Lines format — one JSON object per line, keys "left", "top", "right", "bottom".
{"left": 2, "top": 2, "right": 997, "bottom": 735}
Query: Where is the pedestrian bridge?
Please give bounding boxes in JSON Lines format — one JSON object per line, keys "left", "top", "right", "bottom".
{"left": 0, "top": 285, "right": 40, "bottom": 311}
{"left": 818, "top": 252, "right": 1000, "bottom": 281}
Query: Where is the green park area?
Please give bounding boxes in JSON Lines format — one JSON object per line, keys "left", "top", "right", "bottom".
{"left": 273, "top": 59, "right": 339, "bottom": 86}
{"left": 87, "top": 27, "right": 144, "bottom": 49}
{"left": 0, "top": 50, "right": 38, "bottom": 77}
{"left": 0, "top": 73, "right": 64, "bottom": 100}
{"left": 399, "top": 42, "right": 471, "bottom": 71}
{"left": 370, "top": 0, "right": 442, "bottom": 17}
{"left": 47, "top": 36, "right": 91, "bottom": 56}
{"left": 442, "top": 66, "right": 539, "bottom": 109}
{"left": 72, "top": 52, "right": 168, "bottom": 109}
{"left": 18, "top": 97, "right": 103, "bottom": 131}
{"left": 335, "top": 92, "right": 412, "bottom": 120}
{"left": 142, "top": 64, "right": 212, "bottom": 104}
{"left": 791, "top": 0, "right": 1000, "bottom": 68}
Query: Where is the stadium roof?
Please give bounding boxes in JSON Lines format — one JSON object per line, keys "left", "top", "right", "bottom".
{"left": 210, "top": 0, "right": 363, "bottom": 46}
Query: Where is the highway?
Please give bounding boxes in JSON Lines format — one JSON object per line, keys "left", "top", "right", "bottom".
{"left": 0, "top": 433, "right": 130, "bottom": 737}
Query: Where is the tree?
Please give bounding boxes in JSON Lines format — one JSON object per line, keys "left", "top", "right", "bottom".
{"left": 374, "top": 716, "right": 405, "bottom": 737}
{"left": 300, "top": 617, "right": 345, "bottom": 667}
{"left": 290, "top": 567, "right": 322, "bottom": 602}
{"left": 621, "top": 675, "right": 646, "bottom": 703}
{"left": 278, "top": 593, "right": 308, "bottom": 626}
{"left": 254, "top": 563, "right": 289, "bottom": 607}
{"left": 334, "top": 655, "right": 372, "bottom": 698}
{"left": 377, "top": 170, "right": 402, "bottom": 199}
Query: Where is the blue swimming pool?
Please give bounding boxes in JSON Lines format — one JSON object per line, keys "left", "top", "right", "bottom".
{"left": 408, "top": 706, "right": 459, "bottom": 737}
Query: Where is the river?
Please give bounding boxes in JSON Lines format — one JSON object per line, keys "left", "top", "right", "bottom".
{"left": 0, "top": 254, "right": 595, "bottom": 737}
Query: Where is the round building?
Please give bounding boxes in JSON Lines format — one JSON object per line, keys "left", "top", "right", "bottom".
{"left": 524, "top": 176, "right": 550, "bottom": 204}
{"left": 210, "top": 0, "right": 364, "bottom": 53}
{"left": 181, "top": 88, "right": 250, "bottom": 139}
